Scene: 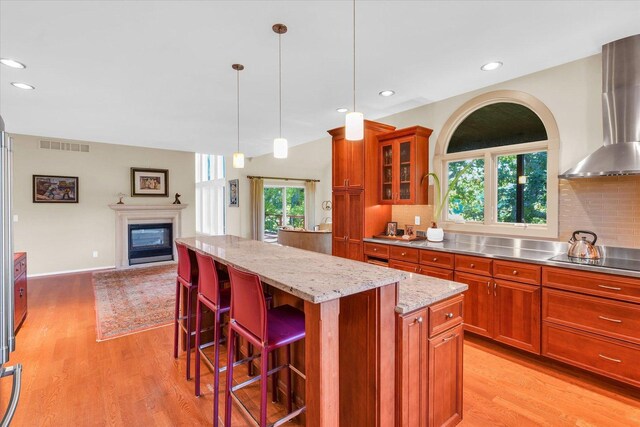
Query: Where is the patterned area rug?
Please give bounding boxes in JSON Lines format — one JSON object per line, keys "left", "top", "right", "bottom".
{"left": 93, "top": 264, "right": 177, "bottom": 341}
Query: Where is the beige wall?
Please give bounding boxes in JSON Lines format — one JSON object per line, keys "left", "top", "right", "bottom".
{"left": 225, "top": 139, "right": 332, "bottom": 238}
{"left": 11, "top": 134, "right": 195, "bottom": 275}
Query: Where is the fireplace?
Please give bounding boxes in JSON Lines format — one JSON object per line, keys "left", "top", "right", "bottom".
{"left": 128, "top": 223, "right": 174, "bottom": 265}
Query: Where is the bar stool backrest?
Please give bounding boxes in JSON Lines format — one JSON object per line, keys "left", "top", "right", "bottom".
{"left": 176, "top": 242, "right": 197, "bottom": 284}
{"left": 195, "top": 252, "right": 221, "bottom": 306}
{"left": 227, "top": 265, "right": 268, "bottom": 343}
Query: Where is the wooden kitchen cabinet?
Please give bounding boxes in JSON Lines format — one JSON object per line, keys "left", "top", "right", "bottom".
{"left": 397, "top": 296, "right": 464, "bottom": 427}
{"left": 14, "top": 252, "right": 27, "bottom": 333}
{"left": 492, "top": 279, "right": 541, "bottom": 354}
{"left": 332, "top": 134, "right": 364, "bottom": 190}
{"left": 332, "top": 190, "right": 363, "bottom": 261}
{"left": 455, "top": 272, "right": 493, "bottom": 338}
{"left": 377, "top": 126, "right": 432, "bottom": 205}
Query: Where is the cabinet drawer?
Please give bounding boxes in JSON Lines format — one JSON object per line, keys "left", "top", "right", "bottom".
{"left": 543, "top": 266, "right": 640, "bottom": 303}
{"left": 542, "top": 322, "right": 640, "bottom": 387}
{"left": 455, "top": 254, "right": 492, "bottom": 277}
{"left": 390, "top": 246, "right": 420, "bottom": 263}
{"left": 364, "top": 242, "right": 389, "bottom": 259}
{"left": 543, "top": 288, "right": 640, "bottom": 345}
{"left": 419, "top": 265, "right": 454, "bottom": 281}
{"left": 420, "top": 249, "right": 454, "bottom": 270}
{"left": 494, "top": 260, "right": 541, "bottom": 285}
{"left": 389, "top": 259, "right": 421, "bottom": 274}
{"left": 428, "top": 294, "right": 463, "bottom": 338}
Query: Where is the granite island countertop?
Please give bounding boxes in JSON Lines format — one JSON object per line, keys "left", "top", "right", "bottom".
{"left": 396, "top": 274, "right": 468, "bottom": 314}
{"left": 176, "top": 235, "right": 408, "bottom": 304}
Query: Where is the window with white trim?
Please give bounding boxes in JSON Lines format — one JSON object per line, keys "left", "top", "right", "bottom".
{"left": 435, "top": 91, "right": 559, "bottom": 238}
{"left": 263, "top": 185, "right": 305, "bottom": 243}
{"left": 195, "top": 154, "right": 225, "bottom": 235}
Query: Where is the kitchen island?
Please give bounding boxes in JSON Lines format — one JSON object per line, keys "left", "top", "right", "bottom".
{"left": 176, "top": 235, "right": 468, "bottom": 426}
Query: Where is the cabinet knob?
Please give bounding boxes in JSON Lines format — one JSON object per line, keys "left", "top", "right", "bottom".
{"left": 512, "top": 270, "right": 518, "bottom": 275}
{"left": 19, "top": 288, "right": 24, "bottom": 297}
{"left": 433, "top": 257, "right": 438, "bottom": 262}
{"left": 446, "top": 312, "right": 454, "bottom": 319}
{"left": 401, "top": 252, "right": 407, "bottom": 256}
{"left": 414, "top": 267, "right": 419, "bottom": 273}
{"left": 416, "top": 316, "right": 423, "bottom": 324}
{"left": 373, "top": 248, "right": 377, "bottom": 251}
{"left": 470, "top": 263, "right": 475, "bottom": 268}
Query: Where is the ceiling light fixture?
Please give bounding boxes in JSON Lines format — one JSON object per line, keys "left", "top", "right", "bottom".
{"left": 336, "top": 107, "right": 348, "bottom": 113}
{"left": 1, "top": 58, "right": 26, "bottom": 69}
{"left": 11, "top": 82, "right": 35, "bottom": 90}
{"left": 345, "top": 0, "right": 363, "bottom": 141}
{"left": 480, "top": 61, "right": 503, "bottom": 71}
{"left": 379, "top": 90, "right": 395, "bottom": 97}
{"left": 273, "top": 23, "right": 288, "bottom": 159}
{"left": 232, "top": 64, "right": 245, "bottom": 169}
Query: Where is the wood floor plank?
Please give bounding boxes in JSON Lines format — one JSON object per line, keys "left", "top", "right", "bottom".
{"left": 1, "top": 272, "right": 639, "bottom": 426}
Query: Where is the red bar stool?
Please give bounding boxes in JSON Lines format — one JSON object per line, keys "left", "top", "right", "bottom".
{"left": 224, "top": 266, "right": 306, "bottom": 427}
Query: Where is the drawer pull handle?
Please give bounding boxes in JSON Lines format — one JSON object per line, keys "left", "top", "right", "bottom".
{"left": 598, "top": 354, "right": 621, "bottom": 363}
{"left": 373, "top": 248, "right": 377, "bottom": 251}
{"left": 598, "top": 315, "right": 622, "bottom": 323}
{"left": 19, "top": 288, "right": 24, "bottom": 297}
{"left": 433, "top": 257, "right": 438, "bottom": 262}
{"left": 598, "top": 284, "right": 622, "bottom": 291}
{"left": 416, "top": 316, "right": 423, "bottom": 324}
{"left": 445, "top": 312, "right": 454, "bottom": 319}
{"left": 487, "top": 282, "right": 490, "bottom": 295}
{"left": 512, "top": 270, "right": 518, "bottom": 275}
{"left": 414, "top": 267, "right": 419, "bottom": 273}
{"left": 442, "top": 334, "right": 456, "bottom": 342}
{"left": 493, "top": 282, "right": 497, "bottom": 296}
{"left": 470, "top": 263, "right": 475, "bottom": 268}
{"left": 401, "top": 252, "right": 407, "bottom": 256}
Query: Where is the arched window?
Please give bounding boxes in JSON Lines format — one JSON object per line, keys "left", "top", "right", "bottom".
{"left": 433, "top": 91, "right": 559, "bottom": 238}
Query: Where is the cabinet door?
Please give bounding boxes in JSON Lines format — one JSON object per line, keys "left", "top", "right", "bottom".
{"left": 347, "top": 137, "right": 365, "bottom": 189}
{"left": 428, "top": 324, "right": 463, "bottom": 427}
{"left": 347, "top": 191, "right": 363, "bottom": 261}
{"left": 332, "top": 191, "right": 348, "bottom": 257}
{"left": 493, "top": 279, "right": 541, "bottom": 354}
{"left": 396, "top": 138, "right": 415, "bottom": 204}
{"left": 333, "top": 136, "right": 349, "bottom": 190}
{"left": 455, "top": 272, "right": 493, "bottom": 337}
{"left": 380, "top": 141, "right": 394, "bottom": 204}
{"left": 397, "top": 309, "right": 428, "bottom": 427}
{"left": 14, "top": 272, "right": 27, "bottom": 332}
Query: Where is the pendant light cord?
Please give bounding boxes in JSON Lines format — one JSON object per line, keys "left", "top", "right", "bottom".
{"left": 236, "top": 68, "right": 240, "bottom": 153}
{"left": 279, "top": 31, "right": 282, "bottom": 138}
{"left": 353, "top": 0, "right": 356, "bottom": 113}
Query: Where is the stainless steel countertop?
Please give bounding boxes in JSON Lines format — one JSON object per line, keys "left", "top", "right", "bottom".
{"left": 364, "top": 235, "right": 640, "bottom": 279}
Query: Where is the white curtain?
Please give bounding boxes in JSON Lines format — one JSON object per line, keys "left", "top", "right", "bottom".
{"left": 304, "top": 181, "right": 316, "bottom": 230}
{"left": 250, "top": 178, "right": 264, "bottom": 241}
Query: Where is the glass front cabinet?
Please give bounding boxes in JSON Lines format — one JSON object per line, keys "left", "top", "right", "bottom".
{"left": 378, "top": 126, "right": 432, "bottom": 205}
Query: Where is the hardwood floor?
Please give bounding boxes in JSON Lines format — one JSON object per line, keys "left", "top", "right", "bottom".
{"left": 1, "top": 272, "right": 638, "bottom": 426}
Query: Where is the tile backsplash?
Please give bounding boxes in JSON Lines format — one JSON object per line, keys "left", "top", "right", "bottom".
{"left": 390, "top": 177, "right": 640, "bottom": 249}
{"left": 559, "top": 176, "right": 640, "bottom": 249}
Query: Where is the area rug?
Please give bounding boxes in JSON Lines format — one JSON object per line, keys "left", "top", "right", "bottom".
{"left": 93, "top": 264, "right": 177, "bottom": 341}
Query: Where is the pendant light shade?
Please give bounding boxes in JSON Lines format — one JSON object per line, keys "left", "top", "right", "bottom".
{"left": 273, "top": 137, "right": 288, "bottom": 159}
{"left": 273, "top": 23, "right": 288, "bottom": 159}
{"left": 345, "top": 112, "right": 364, "bottom": 141}
{"left": 345, "top": 0, "right": 363, "bottom": 141}
{"left": 232, "top": 63, "right": 245, "bottom": 169}
{"left": 232, "top": 152, "right": 245, "bottom": 169}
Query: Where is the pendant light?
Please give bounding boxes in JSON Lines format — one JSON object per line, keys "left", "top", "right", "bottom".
{"left": 232, "top": 63, "right": 245, "bottom": 169}
{"left": 345, "top": 0, "right": 364, "bottom": 141}
{"left": 273, "top": 23, "right": 288, "bottom": 159}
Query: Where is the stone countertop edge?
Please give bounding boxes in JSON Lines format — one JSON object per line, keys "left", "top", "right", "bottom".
{"left": 176, "top": 236, "right": 408, "bottom": 304}
{"left": 396, "top": 274, "right": 468, "bottom": 315}
{"left": 364, "top": 237, "right": 640, "bottom": 279}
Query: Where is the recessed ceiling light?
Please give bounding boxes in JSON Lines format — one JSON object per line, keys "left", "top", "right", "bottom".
{"left": 11, "top": 82, "right": 35, "bottom": 90}
{"left": 379, "top": 90, "right": 395, "bottom": 97}
{"left": 336, "top": 107, "right": 348, "bottom": 113}
{"left": 0, "top": 58, "right": 26, "bottom": 69}
{"left": 481, "top": 61, "right": 503, "bottom": 71}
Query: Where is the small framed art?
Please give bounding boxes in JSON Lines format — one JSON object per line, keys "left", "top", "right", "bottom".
{"left": 131, "top": 168, "right": 169, "bottom": 197}
{"left": 33, "top": 175, "right": 79, "bottom": 203}
{"left": 386, "top": 221, "right": 398, "bottom": 237}
{"left": 229, "top": 179, "right": 239, "bottom": 207}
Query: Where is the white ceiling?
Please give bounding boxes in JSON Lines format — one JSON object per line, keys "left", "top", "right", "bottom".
{"left": 1, "top": 1, "right": 639, "bottom": 157}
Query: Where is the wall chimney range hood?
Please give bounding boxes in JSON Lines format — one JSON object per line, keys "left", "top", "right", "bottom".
{"left": 560, "top": 34, "right": 640, "bottom": 178}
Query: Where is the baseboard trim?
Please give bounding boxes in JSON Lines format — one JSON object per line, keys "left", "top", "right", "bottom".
{"left": 28, "top": 265, "right": 116, "bottom": 278}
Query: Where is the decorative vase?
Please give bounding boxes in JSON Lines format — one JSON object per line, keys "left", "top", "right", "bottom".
{"left": 426, "top": 222, "right": 444, "bottom": 242}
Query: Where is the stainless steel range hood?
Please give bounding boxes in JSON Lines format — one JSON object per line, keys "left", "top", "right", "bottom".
{"left": 560, "top": 34, "right": 640, "bottom": 178}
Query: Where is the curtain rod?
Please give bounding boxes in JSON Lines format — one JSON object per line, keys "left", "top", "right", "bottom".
{"left": 247, "top": 175, "right": 320, "bottom": 183}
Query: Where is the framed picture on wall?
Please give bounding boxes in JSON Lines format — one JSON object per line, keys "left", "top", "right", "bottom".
{"left": 131, "top": 168, "right": 169, "bottom": 197}
{"left": 229, "top": 179, "right": 239, "bottom": 207}
{"left": 33, "top": 175, "right": 79, "bottom": 203}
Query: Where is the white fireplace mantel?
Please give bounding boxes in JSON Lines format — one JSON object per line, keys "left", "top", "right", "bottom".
{"left": 109, "top": 204, "right": 188, "bottom": 268}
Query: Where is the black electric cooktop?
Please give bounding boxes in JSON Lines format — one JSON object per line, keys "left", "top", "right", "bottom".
{"left": 549, "top": 254, "right": 640, "bottom": 272}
